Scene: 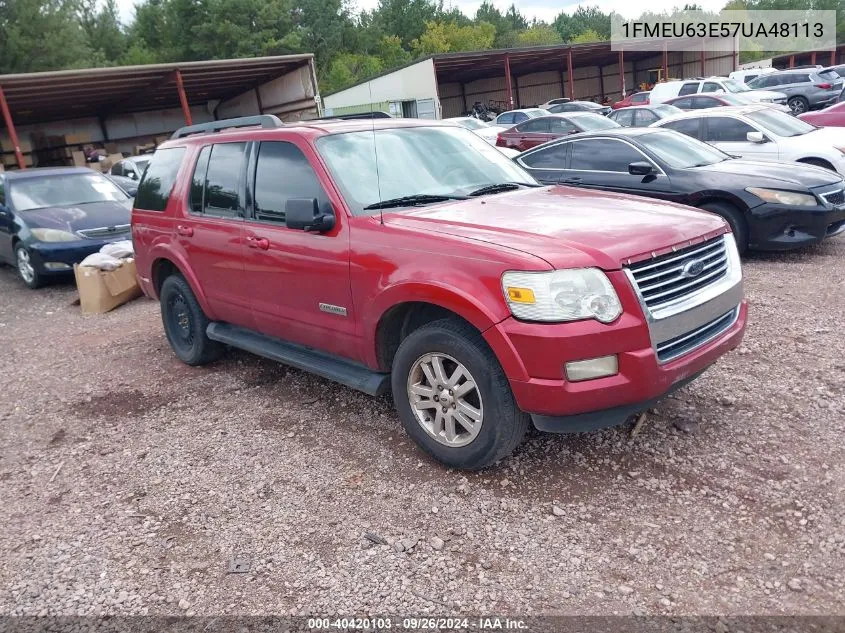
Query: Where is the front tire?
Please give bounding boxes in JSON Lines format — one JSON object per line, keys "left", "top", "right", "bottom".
{"left": 159, "top": 274, "right": 222, "bottom": 366}
{"left": 15, "top": 244, "right": 42, "bottom": 289}
{"left": 391, "top": 318, "right": 529, "bottom": 470}
{"left": 700, "top": 201, "right": 748, "bottom": 255}
{"left": 788, "top": 96, "right": 809, "bottom": 115}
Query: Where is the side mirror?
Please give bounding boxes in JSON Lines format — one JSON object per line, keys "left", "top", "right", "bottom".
{"left": 628, "top": 161, "right": 654, "bottom": 176}
{"left": 285, "top": 198, "right": 335, "bottom": 233}
{"left": 127, "top": 171, "right": 138, "bottom": 180}
{"left": 127, "top": 187, "right": 138, "bottom": 197}
{"left": 746, "top": 131, "right": 765, "bottom": 143}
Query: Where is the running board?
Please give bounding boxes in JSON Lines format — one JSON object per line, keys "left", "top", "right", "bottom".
{"left": 206, "top": 323, "right": 390, "bottom": 397}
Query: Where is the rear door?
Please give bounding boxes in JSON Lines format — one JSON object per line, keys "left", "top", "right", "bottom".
{"left": 513, "top": 118, "right": 551, "bottom": 150}
{"left": 240, "top": 139, "right": 356, "bottom": 358}
{"left": 633, "top": 109, "right": 658, "bottom": 127}
{"left": 613, "top": 109, "right": 635, "bottom": 127}
{"left": 562, "top": 138, "right": 672, "bottom": 197}
{"left": 176, "top": 142, "right": 252, "bottom": 326}
{"left": 517, "top": 142, "right": 569, "bottom": 184}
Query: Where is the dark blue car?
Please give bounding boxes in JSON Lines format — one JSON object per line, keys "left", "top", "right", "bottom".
{"left": 0, "top": 167, "right": 132, "bottom": 288}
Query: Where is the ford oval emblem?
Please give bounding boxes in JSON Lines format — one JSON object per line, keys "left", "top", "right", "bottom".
{"left": 681, "top": 258, "right": 706, "bottom": 278}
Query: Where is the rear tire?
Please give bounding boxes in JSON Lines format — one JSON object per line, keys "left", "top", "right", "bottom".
{"left": 700, "top": 201, "right": 748, "bottom": 255}
{"left": 391, "top": 318, "right": 529, "bottom": 470}
{"left": 159, "top": 274, "right": 223, "bottom": 366}
{"left": 788, "top": 96, "right": 809, "bottom": 115}
{"left": 15, "top": 243, "right": 42, "bottom": 289}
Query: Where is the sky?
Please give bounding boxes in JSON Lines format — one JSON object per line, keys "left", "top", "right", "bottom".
{"left": 113, "top": 0, "right": 728, "bottom": 28}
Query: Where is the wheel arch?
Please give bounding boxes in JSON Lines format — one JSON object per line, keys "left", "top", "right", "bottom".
{"left": 149, "top": 254, "right": 215, "bottom": 319}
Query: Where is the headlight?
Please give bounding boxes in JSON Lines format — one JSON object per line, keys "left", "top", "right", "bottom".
{"left": 760, "top": 98, "right": 773, "bottom": 103}
{"left": 502, "top": 268, "right": 622, "bottom": 323}
{"left": 746, "top": 187, "right": 818, "bottom": 207}
{"left": 30, "top": 228, "right": 78, "bottom": 242}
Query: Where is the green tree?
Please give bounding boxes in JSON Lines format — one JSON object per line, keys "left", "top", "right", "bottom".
{"left": 371, "top": 0, "right": 441, "bottom": 48}
{"left": 553, "top": 6, "right": 611, "bottom": 42}
{"left": 571, "top": 28, "right": 604, "bottom": 43}
{"left": 321, "top": 52, "right": 383, "bottom": 93}
{"left": 516, "top": 24, "right": 563, "bottom": 46}
{"left": 377, "top": 34, "right": 411, "bottom": 68}
{"left": 80, "top": 0, "right": 126, "bottom": 66}
{"left": 411, "top": 20, "right": 495, "bottom": 56}
{"left": 474, "top": 1, "right": 527, "bottom": 47}
{"left": 0, "top": 0, "right": 93, "bottom": 73}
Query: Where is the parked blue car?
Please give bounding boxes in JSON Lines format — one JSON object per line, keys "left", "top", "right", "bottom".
{"left": 0, "top": 167, "right": 132, "bottom": 288}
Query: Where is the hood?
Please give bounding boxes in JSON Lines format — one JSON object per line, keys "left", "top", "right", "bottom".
{"left": 745, "top": 90, "right": 787, "bottom": 101}
{"left": 693, "top": 158, "right": 842, "bottom": 188}
{"left": 21, "top": 200, "right": 132, "bottom": 234}
{"left": 385, "top": 186, "right": 728, "bottom": 270}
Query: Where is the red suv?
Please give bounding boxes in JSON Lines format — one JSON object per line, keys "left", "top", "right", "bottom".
{"left": 132, "top": 115, "right": 747, "bottom": 470}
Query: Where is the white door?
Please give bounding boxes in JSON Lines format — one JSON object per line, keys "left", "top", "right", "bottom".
{"left": 416, "top": 98, "right": 437, "bottom": 119}
{"left": 702, "top": 116, "right": 779, "bottom": 160}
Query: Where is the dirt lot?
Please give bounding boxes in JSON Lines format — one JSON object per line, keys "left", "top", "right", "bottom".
{"left": 0, "top": 239, "right": 844, "bottom": 618}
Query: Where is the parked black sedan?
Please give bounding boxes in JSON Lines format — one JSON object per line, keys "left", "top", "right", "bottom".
{"left": 0, "top": 167, "right": 132, "bottom": 288}
{"left": 515, "top": 127, "right": 845, "bottom": 253}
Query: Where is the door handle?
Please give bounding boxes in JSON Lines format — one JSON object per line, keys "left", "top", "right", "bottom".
{"left": 246, "top": 236, "right": 270, "bottom": 250}
{"left": 176, "top": 225, "right": 193, "bottom": 237}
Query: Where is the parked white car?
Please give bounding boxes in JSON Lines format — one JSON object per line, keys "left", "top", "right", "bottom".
{"left": 650, "top": 77, "right": 787, "bottom": 107}
{"left": 651, "top": 105, "right": 845, "bottom": 174}
{"left": 729, "top": 68, "right": 777, "bottom": 86}
{"left": 446, "top": 117, "right": 506, "bottom": 145}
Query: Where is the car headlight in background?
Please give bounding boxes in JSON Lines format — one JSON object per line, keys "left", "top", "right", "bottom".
{"left": 746, "top": 187, "right": 817, "bottom": 207}
{"left": 502, "top": 268, "right": 622, "bottom": 323}
{"left": 30, "top": 228, "right": 78, "bottom": 242}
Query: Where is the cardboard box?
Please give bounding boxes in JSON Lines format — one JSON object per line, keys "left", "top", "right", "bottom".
{"left": 1, "top": 138, "right": 33, "bottom": 153}
{"left": 99, "top": 153, "right": 124, "bottom": 172}
{"left": 2, "top": 153, "right": 34, "bottom": 167}
{"left": 74, "top": 260, "right": 141, "bottom": 314}
{"left": 65, "top": 132, "right": 91, "bottom": 145}
{"left": 104, "top": 142, "right": 119, "bottom": 154}
{"left": 71, "top": 150, "right": 87, "bottom": 167}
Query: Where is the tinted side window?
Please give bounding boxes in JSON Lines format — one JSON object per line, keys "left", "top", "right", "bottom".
{"left": 614, "top": 109, "right": 635, "bottom": 126}
{"left": 701, "top": 82, "right": 721, "bottom": 93}
{"left": 204, "top": 143, "right": 246, "bottom": 218}
{"left": 518, "top": 118, "right": 549, "bottom": 133}
{"left": 513, "top": 113, "right": 528, "bottom": 123}
{"left": 705, "top": 117, "right": 755, "bottom": 142}
{"left": 135, "top": 147, "right": 186, "bottom": 212}
{"left": 570, "top": 139, "right": 646, "bottom": 171}
{"left": 670, "top": 97, "right": 692, "bottom": 109}
{"left": 549, "top": 117, "right": 579, "bottom": 133}
{"left": 745, "top": 74, "right": 759, "bottom": 83}
{"left": 498, "top": 113, "right": 514, "bottom": 124}
{"left": 790, "top": 73, "right": 811, "bottom": 84}
{"left": 663, "top": 118, "right": 702, "bottom": 139}
{"left": 521, "top": 144, "right": 567, "bottom": 169}
{"left": 678, "top": 82, "right": 700, "bottom": 96}
{"left": 692, "top": 97, "right": 720, "bottom": 109}
{"left": 189, "top": 146, "right": 211, "bottom": 213}
{"left": 635, "top": 109, "right": 658, "bottom": 125}
{"left": 253, "top": 142, "right": 329, "bottom": 225}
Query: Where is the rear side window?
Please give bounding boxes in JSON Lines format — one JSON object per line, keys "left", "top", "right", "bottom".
{"left": 498, "top": 113, "right": 514, "bottom": 124}
{"left": 613, "top": 109, "right": 634, "bottom": 126}
{"left": 252, "top": 141, "right": 329, "bottom": 225}
{"left": 135, "top": 147, "right": 186, "bottom": 212}
{"left": 635, "top": 109, "right": 658, "bottom": 125}
{"left": 204, "top": 143, "right": 246, "bottom": 217}
{"left": 189, "top": 146, "right": 211, "bottom": 213}
{"left": 791, "top": 73, "right": 811, "bottom": 83}
{"left": 521, "top": 144, "right": 568, "bottom": 169}
{"left": 701, "top": 82, "right": 721, "bottom": 93}
{"left": 518, "top": 118, "right": 549, "bottom": 133}
{"left": 662, "top": 118, "right": 702, "bottom": 139}
{"left": 679, "top": 82, "right": 700, "bottom": 96}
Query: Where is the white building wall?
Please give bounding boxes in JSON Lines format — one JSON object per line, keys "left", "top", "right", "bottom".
{"left": 323, "top": 59, "right": 440, "bottom": 115}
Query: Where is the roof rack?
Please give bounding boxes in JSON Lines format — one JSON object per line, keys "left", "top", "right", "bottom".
{"left": 307, "top": 111, "right": 393, "bottom": 121}
{"left": 171, "top": 114, "right": 283, "bottom": 139}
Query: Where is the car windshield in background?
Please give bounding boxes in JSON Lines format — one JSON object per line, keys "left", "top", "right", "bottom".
{"left": 452, "top": 118, "right": 487, "bottom": 130}
{"left": 316, "top": 126, "right": 536, "bottom": 216}
{"left": 723, "top": 79, "right": 751, "bottom": 93}
{"left": 571, "top": 114, "right": 620, "bottom": 130}
{"left": 654, "top": 105, "right": 682, "bottom": 115}
{"left": 10, "top": 173, "right": 129, "bottom": 211}
{"left": 525, "top": 109, "right": 548, "bottom": 118}
{"left": 746, "top": 109, "right": 816, "bottom": 136}
{"left": 638, "top": 130, "right": 729, "bottom": 169}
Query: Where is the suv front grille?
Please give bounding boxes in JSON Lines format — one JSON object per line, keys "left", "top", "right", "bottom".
{"left": 77, "top": 224, "right": 131, "bottom": 239}
{"left": 626, "top": 237, "right": 729, "bottom": 311}
{"left": 822, "top": 189, "right": 844, "bottom": 206}
{"left": 656, "top": 307, "right": 739, "bottom": 363}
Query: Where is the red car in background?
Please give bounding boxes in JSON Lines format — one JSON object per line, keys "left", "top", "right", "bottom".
{"left": 496, "top": 112, "right": 620, "bottom": 151}
{"left": 799, "top": 101, "right": 845, "bottom": 127}
{"left": 612, "top": 91, "right": 650, "bottom": 109}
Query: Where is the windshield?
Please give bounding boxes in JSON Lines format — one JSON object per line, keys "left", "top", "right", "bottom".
{"left": 451, "top": 118, "right": 487, "bottom": 130}
{"left": 638, "top": 130, "right": 730, "bottom": 169}
{"left": 525, "top": 109, "right": 548, "bottom": 118}
{"left": 654, "top": 104, "right": 682, "bottom": 116}
{"left": 723, "top": 78, "right": 750, "bottom": 93}
{"left": 10, "top": 172, "right": 129, "bottom": 211}
{"left": 746, "top": 109, "right": 816, "bottom": 136}
{"left": 316, "top": 126, "right": 536, "bottom": 216}
{"left": 571, "top": 114, "right": 620, "bottom": 131}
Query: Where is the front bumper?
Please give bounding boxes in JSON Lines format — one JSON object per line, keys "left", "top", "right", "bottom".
{"left": 28, "top": 238, "right": 120, "bottom": 276}
{"left": 748, "top": 202, "right": 845, "bottom": 250}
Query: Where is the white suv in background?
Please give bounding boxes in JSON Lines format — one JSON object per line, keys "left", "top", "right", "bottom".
{"left": 651, "top": 105, "right": 845, "bottom": 174}
{"left": 650, "top": 77, "right": 787, "bottom": 107}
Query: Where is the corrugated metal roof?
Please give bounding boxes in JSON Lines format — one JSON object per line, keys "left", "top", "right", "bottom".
{"left": 0, "top": 55, "right": 315, "bottom": 125}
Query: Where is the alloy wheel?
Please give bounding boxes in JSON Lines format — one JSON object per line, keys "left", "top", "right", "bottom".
{"left": 406, "top": 352, "right": 483, "bottom": 448}
{"left": 16, "top": 248, "right": 35, "bottom": 285}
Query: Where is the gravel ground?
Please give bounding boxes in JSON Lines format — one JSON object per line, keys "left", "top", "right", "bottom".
{"left": 0, "top": 239, "right": 844, "bottom": 619}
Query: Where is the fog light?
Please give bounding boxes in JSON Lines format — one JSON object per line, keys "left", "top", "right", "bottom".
{"left": 43, "top": 262, "right": 72, "bottom": 270}
{"left": 565, "top": 355, "right": 618, "bottom": 382}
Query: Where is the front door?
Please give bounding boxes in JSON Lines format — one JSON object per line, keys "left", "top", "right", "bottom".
{"left": 702, "top": 116, "right": 779, "bottom": 161}
{"left": 240, "top": 139, "right": 356, "bottom": 360}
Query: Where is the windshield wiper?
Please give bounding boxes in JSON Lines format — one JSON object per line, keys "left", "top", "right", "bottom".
{"left": 468, "top": 182, "right": 540, "bottom": 197}
{"left": 363, "top": 193, "right": 468, "bottom": 211}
